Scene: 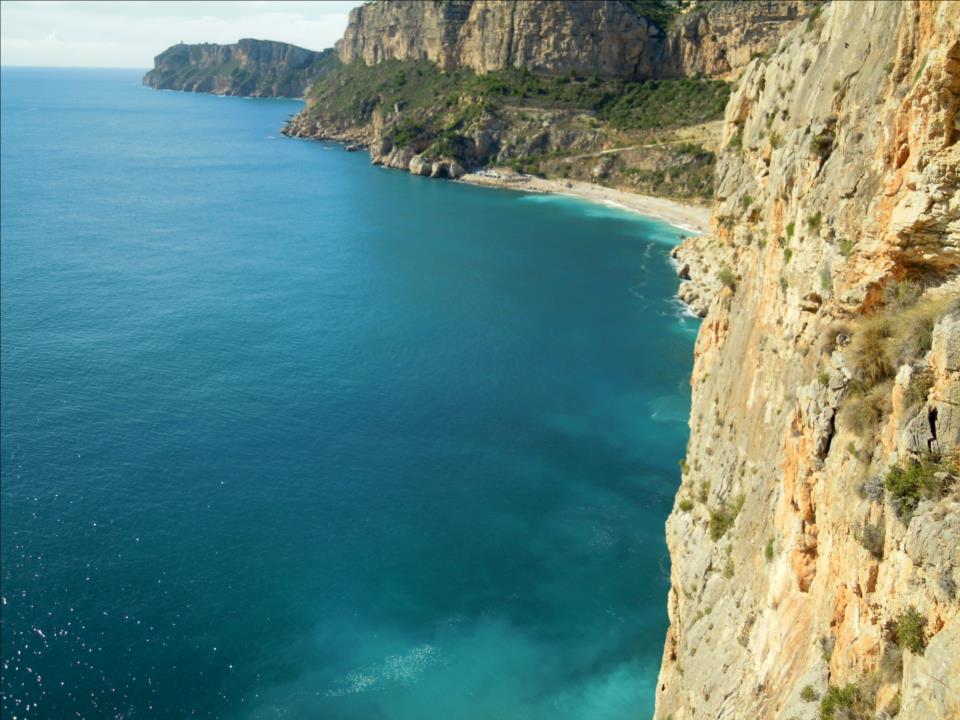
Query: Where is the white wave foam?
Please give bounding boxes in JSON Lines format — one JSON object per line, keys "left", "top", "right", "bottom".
{"left": 666, "top": 296, "right": 702, "bottom": 320}
{"left": 325, "top": 644, "right": 442, "bottom": 697}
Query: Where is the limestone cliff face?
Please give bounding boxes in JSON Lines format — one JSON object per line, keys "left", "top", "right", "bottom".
{"left": 337, "top": 0, "right": 661, "bottom": 79}
{"left": 336, "top": 0, "right": 813, "bottom": 80}
{"left": 659, "top": 1, "right": 811, "bottom": 79}
{"left": 658, "top": 2, "right": 959, "bottom": 719}
{"left": 143, "top": 39, "right": 335, "bottom": 98}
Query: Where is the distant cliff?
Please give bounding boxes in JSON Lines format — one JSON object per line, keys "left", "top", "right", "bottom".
{"left": 336, "top": 0, "right": 663, "bottom": 79}
{"left": 660, "top": 0, "right": 814, "bottom": 78}
{"left": 335, "top": 0, "right": 813, "bottom": 80}
{"left": 284, "top": 1, "right": 814, "bottom": 202}
{"left": 143, "top": 39, "right": 337, "bottom": 98}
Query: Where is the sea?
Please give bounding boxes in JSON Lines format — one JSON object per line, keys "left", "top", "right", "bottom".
{"left": 0, "top": 67, "right": 698, "bottom": 719}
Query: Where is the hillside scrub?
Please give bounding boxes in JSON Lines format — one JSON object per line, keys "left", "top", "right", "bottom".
{"left": 709, "top": 494, "right": 745, "bottom": 540}
{"left": 820, "top": 682, "right": 875, "bottom": 720}
{"left": 884, "top": 453, "right": 957, "bottom": 521}
{"left": 306, "top": 60, "right": 728, "bottom": 136}
{"left": 303, "top": 59, "right": 725, "bottom": 178}
{"left": 299, "top": 59, "right": 730, "bottom": 201}
{"left": 624, "top": 0, "right": 679, "bottom": 30}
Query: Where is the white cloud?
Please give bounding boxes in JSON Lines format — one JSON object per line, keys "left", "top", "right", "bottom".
{"left": 0, "top": 0, "right": 364, "bottom": 68}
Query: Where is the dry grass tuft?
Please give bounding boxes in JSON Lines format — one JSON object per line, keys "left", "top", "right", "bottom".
{"left": 846, "top": 315, "right": 893, "bottom": 387}
{"left": 839, "top": 292, "right": 956, "bottom": 435}
{"left": 839, "top": 380, "right": 892, "bottom": 436}
{"left": 889, "top": 296, "right": 953, "bottom": 366}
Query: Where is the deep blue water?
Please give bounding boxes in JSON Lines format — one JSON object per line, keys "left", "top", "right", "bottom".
{"left": 1, "top": 67, "right": 697, "bottom": 719}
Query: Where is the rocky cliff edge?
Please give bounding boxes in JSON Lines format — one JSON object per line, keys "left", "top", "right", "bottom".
{"left": 659, "top": 1, "right": 959, "bottom": 718}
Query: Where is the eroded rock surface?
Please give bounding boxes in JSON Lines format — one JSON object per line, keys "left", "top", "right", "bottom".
{"left": 657, "top": 2, "right": 960, "bottom": 718}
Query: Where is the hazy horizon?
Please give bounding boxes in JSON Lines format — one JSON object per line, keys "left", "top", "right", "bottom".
{"left": 0, "top": 1, "right": 363, "bottom": 68}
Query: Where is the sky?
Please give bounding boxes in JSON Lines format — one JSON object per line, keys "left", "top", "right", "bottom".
{"left": 0, "top": 1, "right": 365, "bottom": 68}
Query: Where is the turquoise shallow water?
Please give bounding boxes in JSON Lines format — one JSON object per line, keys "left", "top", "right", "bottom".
{"left": 0, "top": 68, "right": 698, "bottom": 719}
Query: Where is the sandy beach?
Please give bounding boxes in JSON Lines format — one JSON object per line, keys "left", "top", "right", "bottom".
{"left": 458, "top": 170, "right": 712, "bottom": 235}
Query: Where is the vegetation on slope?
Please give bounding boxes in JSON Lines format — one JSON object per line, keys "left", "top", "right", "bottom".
{"left": 624, "top": 0, "right": 681, "bottom": 31}
{"left": 303, "top": 59, "right": 729, "bottom": 200}
{"left": 885, "top": 452, "right": 958, "bottom": 521}
{"left": 308, "top": 60, "right": 727, "bottom": 132}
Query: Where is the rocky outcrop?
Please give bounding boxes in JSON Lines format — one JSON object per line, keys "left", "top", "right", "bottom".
{"left": 657, "top": 2, "right": 960, "bottom": 718}
{"left": 672, "top": 240, "right": 722, "bottom": 317}
{"left": 337, "top": 0, "right": 471, "bottom": 72}
{"left": 336, "top": 0, "right": 814, "bottom": 80}
{"left": 143, "top": 39, "right": 336, "bottom": 98}
{"left": 658, "top": 1, "right": 812, "bottom": 79}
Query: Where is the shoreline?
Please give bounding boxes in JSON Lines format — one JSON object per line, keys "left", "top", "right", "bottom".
{"left": 457, "top": 170, "right": 712, "bottom": 235}
{"left": 281, "top": 130, "right": 712, "bottom": 235}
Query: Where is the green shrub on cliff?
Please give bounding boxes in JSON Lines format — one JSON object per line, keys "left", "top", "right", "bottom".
{"left": 390, "top": 122, "right": 427, "bottom": 147}
{"left": 709, "top": 494, "right": 745, "bottom": 541}
{"left": 599, "top": 77, "right": 729, "bottom": 130}
{"left": 820, "top": 267, "right": 833, "bottom": 291}
{"left": 723, "top": 555, "right": 735, "bottom": 578}
{"left": 709, "top": 507, "right": 732, "bottom": 540}
{"left": 820, "top": 683, "right": 871, "bottom": 720}
{"left": 425, "top": 131, "right": 471, "bottom": 158}
{"left": 698, "top": 480, "right": 710, "bottom": 503}
{"left": 896, "top": 606, "right": 927, "bottom": 655}
{"left": 624, "top": 0, "right": 679, "bottom": 30}
{"left": 717, "top": 267, "right": 737, "bottom": 291}
{"left": 810, "top": 131, "right": 833, "bottom": 161}
{"left": 805, "top": 4, "right": 824, "bottom": 32}
{"left": 884, "top": 454, "right": 956, "bottom": 521}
